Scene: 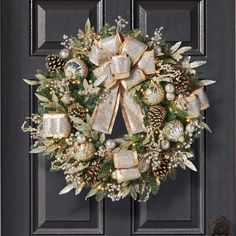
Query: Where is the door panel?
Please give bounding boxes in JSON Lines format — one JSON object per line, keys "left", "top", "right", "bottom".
{"left": 2, "top": 0, "right": 235, "bottom": 236}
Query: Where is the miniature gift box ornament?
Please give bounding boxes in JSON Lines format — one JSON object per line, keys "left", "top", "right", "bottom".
{"left": 42, "top": 114, "right": 71, "bottom": 138}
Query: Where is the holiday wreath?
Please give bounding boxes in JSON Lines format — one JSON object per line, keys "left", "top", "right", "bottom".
{"left": 22, "top": 17, "right": 214, "bottom": 202}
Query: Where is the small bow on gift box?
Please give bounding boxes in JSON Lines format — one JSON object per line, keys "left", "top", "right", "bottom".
{"left": 89, "top": 33, "right": 156, "bottom": 134}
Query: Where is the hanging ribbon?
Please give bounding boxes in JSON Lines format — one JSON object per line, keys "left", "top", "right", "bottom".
{"left": 89, "top": 33, "right": 155, "bottom": 134}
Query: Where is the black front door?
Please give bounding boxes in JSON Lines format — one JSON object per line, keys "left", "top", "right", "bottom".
{"left": 2, "top": 0, "right": 236, "bottom": 235}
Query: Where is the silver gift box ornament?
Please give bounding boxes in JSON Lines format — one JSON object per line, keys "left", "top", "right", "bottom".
{"left": 42, "top": 113, "right": 71, "bottom": 138}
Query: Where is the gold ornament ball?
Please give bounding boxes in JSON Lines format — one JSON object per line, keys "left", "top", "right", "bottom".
{"left": 143, "top": 83, "right": 165, "bottom": 105}
{"left": 64, "top": 58, "right": 88, "bottom": 79}
{"left": 163, "top": 120, "right": 184, "bottom": 142}
{"left": 75, "top": 142, "right": 96, "bottom": 161}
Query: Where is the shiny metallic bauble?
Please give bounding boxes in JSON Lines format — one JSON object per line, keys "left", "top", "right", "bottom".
{"left": 165, "top": 83, "right": 175, "bottom": 93}
{"left": 163, "top": 120, "right": 184, "bottom": 142}
{"left": 59, "top": 49, "right": 70, "bottom": 59}
{"left": 64, "top": 58, "right": 88, "bottom": 79}
{"left": 105, "top": 139, "right": 116, "bottom": 150}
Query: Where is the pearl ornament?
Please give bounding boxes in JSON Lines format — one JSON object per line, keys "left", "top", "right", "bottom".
{"left": 59, "top": 49, "right": 69, "bottom": 59}
{"left": 166, "top": 93, "right": 175, "bottom": 101}
{"left": 76, "top": 133, "right": 86, "bottom": 144}
{"left": 161, "top": 140, "right": 170, "bottom": 150}
{"left": 105, "top": 139, "right": 116, "bottom": 150}
{"left": 178, "top": 136, "right": 185, "bottom": 143}
{"left": 165, "top": 84, "right": 175, "bottom": 93}
{"left": 61, "top": 93, "right": 71, "bottom": 105}
{"left": 186, "top": 124, "right": 195, "bottom": 133}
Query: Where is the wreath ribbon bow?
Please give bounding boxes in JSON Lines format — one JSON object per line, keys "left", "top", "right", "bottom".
{"left": 89, "top": 33, "right": 156, "bottom": 134}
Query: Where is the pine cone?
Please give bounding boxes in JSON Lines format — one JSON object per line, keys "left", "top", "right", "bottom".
{"left": 148, "top": 105, "right": 167, "bottom": 131}
{"left": 46, "top": 54, "right": 65, "bottom": 72}
{"left": 154, "top": 157, "right": 171, "bottom": 179}
{"left": 84, "top": 162, "right": 101, "bottom": 185}
{"left": 68, "top": 103, "right": 87, "bottom": 121}
{"left": 173, "top": 69, "right": 190, "bottom": 94}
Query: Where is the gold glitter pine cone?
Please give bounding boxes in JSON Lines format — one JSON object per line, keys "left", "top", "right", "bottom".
{"left": 154, "top": 157, "right": 171, "bottom": 179}
{"left": 84, "top": 161, "right": 101, "bottom": 185}
{"left": 148, "top": 105, "right": 167, "bottom": 131}
{"left": 46, "top": 54, "right": 65, "bottom": 72}
{"left": 173, "top": 69, "right": 190, "bottom": 94}
{"left": 68, "top": 103, "right": 87, "bottom": 121}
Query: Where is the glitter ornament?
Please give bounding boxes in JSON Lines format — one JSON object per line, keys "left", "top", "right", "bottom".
{"left": 163, "top": 120, "right": 184, "bottom": 142}
{"left": 64, "top": 58, "right": 88, "bottom": 79}
{"left": 143, "top": 83, "right": 165, "bottom": 105}
{"left": 75, "top": 142, "right": 96, "bottom": 161}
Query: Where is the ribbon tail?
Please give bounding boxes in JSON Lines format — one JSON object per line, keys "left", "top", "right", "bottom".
{"left": 121, "top": 90, "right": 146, "bottom": 134}
{"left": 92, "top": 85, "right": 120, "bottom": 134}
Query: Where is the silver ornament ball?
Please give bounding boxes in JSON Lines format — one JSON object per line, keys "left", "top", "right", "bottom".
{"left": 165, "top": 83, "right": 175, "bottom": 93}
{"left": 105, "top": 139, "right": 116, "bottom": 150}
{"left": 166, "top": 93, "right": 175, "bottom": 101}
{"left": 64, "top": 58, "right": 88, "bottom": 79}
{"left": 161, "top": 140, "right": 170, "bottom": 150}
{"left": 76, "top": 133, "right": 86, "bottom": 144}
{"left": 59, "top": 49, "right": 69, "bottom": 59}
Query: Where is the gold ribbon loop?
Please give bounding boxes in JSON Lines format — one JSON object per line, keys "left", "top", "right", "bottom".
{"left": 100, "top": 34, "right": 122, "bottom": 55}
{"left": 110, "top": 55, "right": 131, "bottom": 80}
{"left": 120, "top": 37, "right": 147, "bottom": 64}
{"left": 137, "top": 50, "right": 155, "bottom": 74}
{"left": 89, "top": 44, "right": 111, "bottom": 66}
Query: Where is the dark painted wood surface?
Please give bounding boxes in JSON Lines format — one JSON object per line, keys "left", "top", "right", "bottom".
{"left": 1, "top": 0, "right": 235, "bottom": 235}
